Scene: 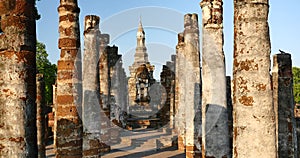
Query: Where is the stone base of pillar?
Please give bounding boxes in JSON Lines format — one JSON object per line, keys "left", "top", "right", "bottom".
{"left": 99, "top": 143, "right": 111, "bottom": 154}
{"left": 178, "top": 135, "right": 185, "bottom": 151}
{"left": 186, "top": 145, "right": 201, "bottom": 158}
{"left": 83, "top": 136, "right": 102, "bottom": 157}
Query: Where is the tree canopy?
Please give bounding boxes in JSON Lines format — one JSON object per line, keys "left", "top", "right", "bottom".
{"left": 36, "top": 41, "right": 57, "bottom": 105}
{"left": 293, "top": 67, "right": 300, "bottom": 104}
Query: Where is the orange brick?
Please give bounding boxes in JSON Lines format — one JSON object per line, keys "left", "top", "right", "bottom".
{"left": 56, "top": 95, "right": 74, "bottom": 105}
{"left": 57, "top": 71, "right": 73, "bottom": 80}
{"left": 59, "top": 38, "right": 80, "bottom": 48}
{"left": 186, "top": 145, "right": 198, "bottom": 152}
{"left": 56, "top": 105, "right": 78, "bottom": 116}
{"left": 57, "top": 60, "right": 75, "bottom": 70}
{"left": 60, "top": 49, "right": 79, "bottom": 59}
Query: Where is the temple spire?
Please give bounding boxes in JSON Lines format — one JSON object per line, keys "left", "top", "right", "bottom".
{"left": 138, "top": 15, "right": 143, "bottom": 32}
{"left": 137, "top": 16, "right": 145, "bottom": 42}
{"left": 134, "top": 16, "right": 148, "bottom": 64}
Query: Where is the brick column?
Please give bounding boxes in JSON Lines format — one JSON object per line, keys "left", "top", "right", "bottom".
{"left": 98, "top": 36, "right": 111, "bottom": 152}
{"left": 99, "top": 34, "right": 110, "bottom": 98}
{"left": 295, "top": 104, "right": 300, "bottom": 157}
{"left": 233, "top": 0, "right": 276, "bottom": 157}
{"left": 200, "top": 0, "right": 230, "bottom": 157}
{"left": 37, "top": 74, "right": 46, "bottom": 158}
{"left": 175, "top": 33, "right": 186, "bottom": 151}
{"left": 107, "top": 46, "right": 121, "bottom": 145}
{"left": 183, "top": 13, "right": 201, "bottom": 158}
{"left": 0, "top": 0, "right": 37, "bottom": 157}
{"left": 226, "top": 76, "right": 233, "bottom": 157}
{"left": 55, "top": 0, "right": 83, "bottom": 156}
{"left": 160, "top": 62, "right": 174, "bottom": 126}
{"left": 82, "top": 15, "right": 101, "bottom": 157}
{"left": 272, "top": 52, "right": 297, "bottom": 157}
{"left": 169, "top": 55, "right": 176, "bottom": 130}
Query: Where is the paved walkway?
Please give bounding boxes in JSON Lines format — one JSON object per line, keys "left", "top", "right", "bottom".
{"left": 46, "top": 128, "right": 185, "bottom": 158}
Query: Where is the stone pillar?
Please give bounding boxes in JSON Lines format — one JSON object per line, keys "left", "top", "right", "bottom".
{"left": 37, "top": 74, "right": 46, "bottom": 158}
{"left": 175, "top": 33, "right": 186, "bottom": 151}
{"left": 107, "top": 46, "right": 121, "bottom": 145}
{"left": 183, "top": 13, "right": 201, "bottom": 158}
{"left": 99, "top": 37, "right": 111, "bottom": 150}
{"left": 111, "top": 58, "right": 127, "bottom": 114}
{"left": 99, "top": 46, "right": 122, "bottom": 153}
{"left": 99, "top": 44, "right": 111, "bottom": 153}
{"left": 160, "top": 61, "right": 175, "bottom": 127}
{"left": 82, "top": 15, "right": 101, "bottom": 157}
{"left": 52, "top": 84, "right": 57, "bottom": 146}
{"left": 272, "top": 53, "right": 297, "bottom": 157}
{"left": 56, "top": 0, "right": 83, "bottom": 156}
{"left": 227, "top": 76, "right": 233, "bottom": 157}
{"left": 169, "top": 55, "right": 176, "bottom": 129}
{"left": 99, "top": 34, "right": 110, "bottom": 98}
{"left": 0, "top": 0, "right": 37, "bottom": 157}
{"left": 295, "top": 104, "right": 300, "bottom": 157}
{"left": 233, "top": 0, "right": 276, "bottom": 157}
{"left": 200, "top": 1, "right": 230, "bottom": 157}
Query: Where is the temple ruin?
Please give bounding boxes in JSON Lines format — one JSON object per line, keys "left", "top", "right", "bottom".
{"left": 0, "top": 0, "right": 299, "bottom": 158}
{"left": 127, "top": 19, "right": 157, "bottom": 128}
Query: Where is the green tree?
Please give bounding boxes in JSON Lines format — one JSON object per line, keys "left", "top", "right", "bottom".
{"left": 293, "top": 67, "right": 300, "bottom": 104}
{"left": 36, "top": 41, "right": 57, "bottom": 105}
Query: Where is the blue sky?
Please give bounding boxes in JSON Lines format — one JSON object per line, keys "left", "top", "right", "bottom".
{"left": 36, "top": 0, "right": 300, "bottom": 77}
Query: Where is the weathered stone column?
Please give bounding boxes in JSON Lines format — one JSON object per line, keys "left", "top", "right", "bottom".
{"left": 99, "top": 46, "right": 121, "bottom": 154}
{"left": 99, "top": 34, "right": 110, "bottom": 98}
{"left": 0, "top": 0, "right": 37, "bottom": 157}
{"left": 55, "top": 0, "right": 83, "bottom": 156}
{"left": 175, "top": 33, "right": 186, "bottom": 151}
{"left": 295, "top": 104, "right": 300, "bottom": 157}
{"left": 183, "top": 13, "right": 201, "bottom": 158}
{"left": 272, "top": 52, "right": 297, "bottom": 157}
{"left": 200, "top": 1, "right": 230, "bottom": 157}
{"left": 227, "top": 76, "right": 233, "bottom": 157}
{"left": 36, "top": 74, "right": 46, "bottom": 158}
{"left": 160, "top": 61, "right": 175, "bottom": 127}
{"left": 233, "top": 0, "right": 276, "bottom": 157}
{"left": 110, "top": 55, "right": 127, "bottom": 115}
{"left": 98, "top": 37, "right": 112, "bottom": 150}
{"left": 82, "top": 15, "right": 101, "bottom": 157}
{"left": 106, "top": 46, "right": 121, "bottom": 145}
{"left": 169, "top": 55, "right": 176, "bottom": 130}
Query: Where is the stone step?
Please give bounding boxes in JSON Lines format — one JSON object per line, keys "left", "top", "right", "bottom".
{"left": 156, "top": 135, "right": 177, "bottom": 150}
{"left": 131, "top": 138, "right": 146, "bottom": 147}
{"left": 132, "top": 138, "right": 157, "bottom": 152}
{"left": 110, "top": 128, "right": 177, "bottom": 153}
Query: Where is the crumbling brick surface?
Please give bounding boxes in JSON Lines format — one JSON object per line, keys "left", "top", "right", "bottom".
{"left": 174, "top": 14, "right": 201, "bottom": 157}
{"left": 36, "top": 74, "right": 46, "bottom": 158}
{"left": 272, "top": 53, "right": 297, "bottom": 157}
{"left": 200, "top": 1, "right": 230, "bottom": 157}
{"left": 55, "top": 0, "right": 83, "bottom": 156}
{"left": 160, "top": 62, "right": 175, "bottom": 126}
{"left": 82, "top": 15, "right": 102, "bottom": 157}
{"left": 232, "top": 1, "right": 276, "bottom": 157}
{"left": 0, "top": 0, "right": 37, "bottom": 157}
{"left": 183, "top": 13, "right": 201, "bottom": 157}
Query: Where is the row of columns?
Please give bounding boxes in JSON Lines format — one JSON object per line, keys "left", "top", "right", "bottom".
{"left": 56, "top": 6, "right": 126, "bottom": 155}
{"left": 171, "top": 0, "right": 298, "bottom": 158}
